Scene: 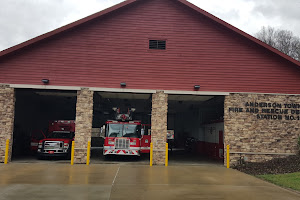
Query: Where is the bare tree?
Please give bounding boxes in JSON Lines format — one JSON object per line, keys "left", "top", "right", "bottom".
{"left": 255, "top": 26, "right": 300, "bottom": 61}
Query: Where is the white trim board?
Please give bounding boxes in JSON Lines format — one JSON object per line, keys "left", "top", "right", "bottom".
{"left": 89, "top": 87, "right": 156, "bottom": 94}
{"left": 7, "top": 84, "right": 300, "bottom": 96}
{"left": 164, "top": 90, "right": 229, "bottom": 96}
{"left": 9, "top": 84, "right": 81, "bottom": 91}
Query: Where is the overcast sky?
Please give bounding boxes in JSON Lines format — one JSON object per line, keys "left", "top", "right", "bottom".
{"left": 1, "top": 0, "right": 300, "bottom": 51}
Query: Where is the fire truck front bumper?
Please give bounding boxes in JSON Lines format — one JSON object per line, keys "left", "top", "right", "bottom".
{"left": 37, "top": 148, "right": 69, "bottom": 157}
{"left": 103, "top": 147, "right": 140, "bottom": 156}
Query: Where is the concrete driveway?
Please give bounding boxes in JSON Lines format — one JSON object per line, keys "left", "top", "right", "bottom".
{"left": 0, "top": 163, "right": 299, "bottom": 200}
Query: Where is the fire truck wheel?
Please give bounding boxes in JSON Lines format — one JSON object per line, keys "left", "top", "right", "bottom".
{"left": 135, "top": 156, "right": 141, "bottom": 161}
{"left": 66, "top": 151, "right": 71, "bottom": 160}
{"left": 104, "top": 155, "right": 111, "bottom": 161}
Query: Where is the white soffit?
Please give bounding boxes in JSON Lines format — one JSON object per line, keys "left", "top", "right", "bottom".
{"left": 35, "top": 91, "right": 77, "bottom": 97}
{"left": 98, "top": 92, "right": 151, "bottom": 100}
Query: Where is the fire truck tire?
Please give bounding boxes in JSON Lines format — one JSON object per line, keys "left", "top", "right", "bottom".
{"left": 66, "top": 151, "right": 71, "bottom": 160}
{"left": 104, "top": 155, "right": 111, "bottom": 161}
{"left": 135, "top": 155, "right": 141, "bottom": 161}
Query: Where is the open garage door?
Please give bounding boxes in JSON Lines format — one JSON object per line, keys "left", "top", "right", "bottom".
{"left": 91, "top": 92, "right": 152, "bottom": 164}
{"left": 12, "top": 89, "right": 77, "bottom": 163}
{"left": 168, "top": 94, "right": 225, "bottom": 165}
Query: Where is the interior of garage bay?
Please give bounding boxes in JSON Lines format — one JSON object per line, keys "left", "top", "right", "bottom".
{"left": 91, "top": 92, "right": 152, "bottom": 163}
{"left": 12, "top": 89, "right": 77, "bottom": 162}
{"left": 167, "top": 94, "right": 224, "bottom": 165}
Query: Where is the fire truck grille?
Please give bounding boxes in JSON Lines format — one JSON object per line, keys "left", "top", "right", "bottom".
{"left": 44, "top": 141, "right": 63, "bottom": 150}
{"left": 115, "top": 138, "right": 130, "bottom": 149}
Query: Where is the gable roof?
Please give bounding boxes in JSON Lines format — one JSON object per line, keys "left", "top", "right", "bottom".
{"left": 1, "top": 0, "right": 300, "bottom": 68}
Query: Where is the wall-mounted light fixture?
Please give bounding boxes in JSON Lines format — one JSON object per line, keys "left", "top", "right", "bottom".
{"left": 41, "top": 79, "right": 49, "bottom": 84}
{"left": 120, "top": 82, "right": 126, "bottom": 87}
{"left": 194, "top": 85, "right": 200, "bottom": 90}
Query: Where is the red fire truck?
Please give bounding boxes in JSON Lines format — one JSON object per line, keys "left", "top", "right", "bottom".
{"left": 140, "top": 126, "right": 175, "bottom": 153}
{"left": 103, "top": 108, "right": 142, "bottom": 156}
{"left": 140, "top": 124, "right": 151, "bottom": 153}
{"left": 37, "top": 120, "right": 75, "bottom": 159}
{"left": 30, "top": 130, "right": 46, "bottom": 152}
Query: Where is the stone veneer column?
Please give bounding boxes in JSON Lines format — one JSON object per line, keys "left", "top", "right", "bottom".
{"left": 151, "top": 91, "right": 168, "bottom": 165}
{"left": 0, "top": 85, "right": 15, "bottom": 163}
{"left": 74, "top": 88, "right": 94, "bottom": 164}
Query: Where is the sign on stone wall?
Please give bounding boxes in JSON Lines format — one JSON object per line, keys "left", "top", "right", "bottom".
{"left": 228, "top": 102, "right": 300, "bottom": 121}
{"left": 224, "top": 94, "right": 300, "bottom": 165}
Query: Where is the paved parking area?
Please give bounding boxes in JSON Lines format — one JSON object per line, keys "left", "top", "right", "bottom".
{"left": 0, "top": 163, "right": 299, "bottom": 200}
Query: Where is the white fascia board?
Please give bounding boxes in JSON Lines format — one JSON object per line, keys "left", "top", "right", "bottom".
{"left": 9, "top": 84, "right": 81, "bottom": 90}
{"left": 164, "top": 90, "right": 229, "bottom": 96}
{"left": 7, "top": 84, "right": 300, "bottom": 96}
{"left": 89, "top": 87, "right": 156, "bottom": 94}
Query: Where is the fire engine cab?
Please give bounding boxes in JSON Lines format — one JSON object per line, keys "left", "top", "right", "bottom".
{"left": 37, "top": 120, "right": 75, "bottom": 159}
{"left": 103, "top": 108, "right": 142, "bottom": 156}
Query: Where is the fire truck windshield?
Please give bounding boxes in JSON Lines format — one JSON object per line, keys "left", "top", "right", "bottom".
{"left": 49, "top": 132, "right": 74, "bottom": 139}
{"left": 107, "top": 124, "right": 141, "bottom": 138}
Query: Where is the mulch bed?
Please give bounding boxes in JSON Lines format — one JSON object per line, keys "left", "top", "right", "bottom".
{"left": 233, "top": 155, "right": 300, "bottom": 175}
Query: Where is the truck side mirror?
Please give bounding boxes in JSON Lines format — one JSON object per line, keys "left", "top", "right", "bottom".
{"left": 100, "top": 125, "right": 106, "bottom": 138}
{"left": 141, "top": 128, "right": 144, "bottom": 136}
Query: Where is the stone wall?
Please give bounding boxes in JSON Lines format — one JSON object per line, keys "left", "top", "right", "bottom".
{"left": 74, "top": 88, "right": 94, "bottom": 164}
{"left": 0, "top": 85, "right": 15, "bottom": 163}
{"left": 224, "top": 93, "right": 300, "bottom": 166}
{"left": 151, "top": 91, "right": 168, "bottom": 165}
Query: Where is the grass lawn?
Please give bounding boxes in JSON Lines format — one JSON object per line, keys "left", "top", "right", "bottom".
{"left": 258, "top": 172, "right": 300, "bottom": 192}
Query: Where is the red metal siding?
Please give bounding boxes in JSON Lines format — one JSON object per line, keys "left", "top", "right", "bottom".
{"left": 0, "top": 0, "right": 300, "bottom": 94}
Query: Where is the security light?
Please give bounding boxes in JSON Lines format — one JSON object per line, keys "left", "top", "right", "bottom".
{"left": 42, "top": 79, "right": 49, "bottom": 84}
{"left": 194, "top": 85, "right": 200, "bottom": 90}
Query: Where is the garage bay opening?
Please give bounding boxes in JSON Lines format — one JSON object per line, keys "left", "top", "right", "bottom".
{"left": 91, "top": 92, "right": 152, "bottom": 164}
{"left": 12, "top": 89, "right": 77, "bottom": 163}
{"left": 168, "top": 95, "right": 225, "bottom": 165}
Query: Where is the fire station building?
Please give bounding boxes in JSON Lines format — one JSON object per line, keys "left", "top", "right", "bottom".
{"left": 1, "top": 0, "right": 300, "bottom": 165}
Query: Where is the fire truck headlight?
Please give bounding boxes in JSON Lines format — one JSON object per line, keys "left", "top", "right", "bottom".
{"left": 64, "top": 143, "right": 69, "bottom": 149}
{"left": 130, "top": 140, "right": 136, "bottom": 145}
{"left": 108, "top": 138, "right": 114, "bottom": 145}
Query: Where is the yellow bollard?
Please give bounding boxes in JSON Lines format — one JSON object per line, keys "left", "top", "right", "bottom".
{"left": 86, "top": 141, "right": 91, "bottom": 165}
{"left": 226, "top": 145, "right": 230, "bottom": 168}
{"left": 71, "top": 141, "right": 75, "bottom": 165}
{"left": 4, "top": 139, "right": 9, "bottom": 164}
{"left": 165, "top": 143, "right": 168, "bottom": 167}
{"left": 150, "top": 143, "right": 153, "bottom": 166}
